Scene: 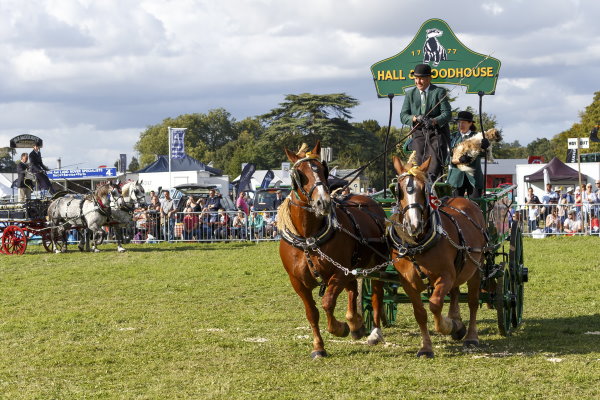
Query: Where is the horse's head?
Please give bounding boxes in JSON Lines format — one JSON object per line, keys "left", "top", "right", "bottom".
{"left": 284, "top": 141, "right": 331, "bottom": 217}
{"left": 120, "top": 180, "right": 146, "bottom": 210}
{"left": 392, "top": 156, "right": 431, "bottom": 237}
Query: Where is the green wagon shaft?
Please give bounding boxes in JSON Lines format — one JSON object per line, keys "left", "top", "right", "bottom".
{"left": 361, "top": 183, "right": 528, "bottom": 336}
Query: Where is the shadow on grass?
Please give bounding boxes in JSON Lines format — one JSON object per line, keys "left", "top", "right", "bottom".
{"left": 445, "top": 314, "right": 600, "bottom": 355}
{"left": 117, "top": 242, "right": 261, "bottom": 252}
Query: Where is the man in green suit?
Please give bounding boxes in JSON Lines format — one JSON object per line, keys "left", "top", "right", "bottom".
{"left": 400, "top": 63, "right": 452, "bottom": 180}
{"left": 446, "top": 111, "right": 488, "bottom": 198}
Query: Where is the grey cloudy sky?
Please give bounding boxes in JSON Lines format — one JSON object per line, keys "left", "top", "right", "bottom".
{"left": 0, "top": 0, "right": 598, "bottom": 169}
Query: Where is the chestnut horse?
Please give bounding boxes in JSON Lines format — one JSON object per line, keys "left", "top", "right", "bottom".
{"left": 389, "top": 156, "right": 487, "bottom": 358}
{"left": 279, "top": 142, "right": 389, "bottom": 358}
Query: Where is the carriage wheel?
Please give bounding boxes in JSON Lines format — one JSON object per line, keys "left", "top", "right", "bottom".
{"left": 2, "top": 225, "right": 27, "bottom": 255}
{"left": 495, "top": 264, "right": 513, "bottom": 336}
{"left": 509, "top": 222, "right": 526, "bottom": 328}
{"left": 41, "top": 231, "right": 53, "bottom": 253}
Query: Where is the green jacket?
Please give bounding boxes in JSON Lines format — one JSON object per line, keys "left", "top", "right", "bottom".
{"left": 400, "top": 84, "right": 452, "bottom": 128}
{"left": 446, "top": 131, "right": 484, "bottom": 190}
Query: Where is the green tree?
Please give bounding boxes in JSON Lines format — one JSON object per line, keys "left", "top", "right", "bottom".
{"left": 134, "top": 108, "right": 237, "bottom": 167}
{"left": 259, "top": 93, "right": 362, "bottom": 164}
{"left": 0, "top": 148, "right": 16, "bottom": 172}
{"left": 551, "top": 91, "right": 600, "bottom": 161}
{"left": 128, "top": 156, "right": 140, "bottom": 172}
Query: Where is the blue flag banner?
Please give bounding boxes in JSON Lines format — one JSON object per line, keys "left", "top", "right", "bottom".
{"left": 237, "top": 163, "right": 256, "bottom": 194}
{"left": 170, "top": 128, "right": 186, "bottom": 159}
{"left": 261, "top": 169, "right": 275, "bottom": 189}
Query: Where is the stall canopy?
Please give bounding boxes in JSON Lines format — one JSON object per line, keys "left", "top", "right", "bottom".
{"left": 136, "top": 155, "right": 221, "bottom": 175}
{"left": 524, "top": 157, "right": 579, "bottom": 182}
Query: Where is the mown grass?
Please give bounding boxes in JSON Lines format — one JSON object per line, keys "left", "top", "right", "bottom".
{"left": 0, "top": 237, "right": 599, "bottom": 399}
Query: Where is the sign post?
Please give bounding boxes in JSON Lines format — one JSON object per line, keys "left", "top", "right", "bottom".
{"left": 371, "top": 18, "right": 501, "bottom": 196}
{"left": 568, "top": 137, "right": 589, "bottom": 189}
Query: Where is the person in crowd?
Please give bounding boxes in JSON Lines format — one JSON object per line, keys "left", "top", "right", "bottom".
{"left": 214, "top": 208, "right": 230, "bottom": 239}
{"left": 185, "top": 195, "right": 202, "bottom": 212}
{"left": 574, "top": 186, "right": 583, "bottom": 220}
{"left": 595, "top": 180, "right": 600, "bottom": 196}
{"left": 182, "top": 206, "right": 199, "bottom": 241}
{"left": 206, "top": 189, "right": 222, "bottom": 213}
{"left": 544, "top": 208, "right": 560, "bottom": 234}
{"left": 272, "top": 190, "right": 285, "bottom": 210}
{"left": 29, "top": 142, "right": 56, "bottom": 195}
{"left": 341, "top": 187, "right": 351, "bottom": 196}
{"left": 160, "top": 190, "right": 176, "bottom": 242}
{"left": 263, "top": 212, "right": 276, "bottom": 238}
{"left": 564, "top": 187, "right": 575, "bottom": 204}
{"left": 145, "top": 196, "right": 161, "bottom": 239}
{"left": 236, "top": 192, "right": 249, "bottom": 215}
{"left": 198, "top": 207, "right": 212, "bottom": 239}
{"left": 447, "top": 110, "right": 488, "bottom": 198}
{"left": 400, "top": 63, "right": 452, "bottom": 181}
{"left": 132, "top": 206, "right": 148, "bottom": 242}
{"left": 582, "top": 183, "right": 597, "bottom": 225}
{"left": 248, "top": 209, "right": 265, "bottom": 240}
{"left": 541, "top": 183, "right": 559, "bottom": 221}
{"left": 590, "top": 211, "right": 599, "bottom": 235}
{"left": 231, "top": 210, "right": 247, "bottom": 239}
{"left": 149, "top": 190, "right": 158, "bottom": 203}
{"left": 563, "top": 209, "right": 582, "bottom": 234}
{"left": 525, "top": 187, "right": 540, "bottom": 232}
{"left": 15, "top": 153, "right": 32, "bottom": 202}
{"left": 557, "top": 188, "right": 568, "bottom": 226}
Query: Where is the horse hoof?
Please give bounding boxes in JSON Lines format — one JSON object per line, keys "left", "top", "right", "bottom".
{"left": 367, "top": 327, "right": 384, "bottom": 345}
{"left": 93, "top": 249, "right": 100, "bottom": 253}
{"left": 451, "top": 320, "right": 467, "bottom": 341}
{"left": 351, "top": 326, "right": 367, "bottom": 340}
{"left": 464, "top": 339, "right": 479, "bottom": 347}
{"left": 310, "top": 350, "right": 328, "bottom": 359}
{"left": 118, "top": 248, "right": 126, "bottom": 253}
{"left": 416, "top": 350, "right": 435, "bottom": 359}
{"left": 340, "top": 323, "right": 350, "bottom": 338}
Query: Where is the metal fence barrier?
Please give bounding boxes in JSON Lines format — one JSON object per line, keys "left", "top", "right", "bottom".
{"left": 65, "top": 202, "right": 599, "bottom": 245}
{"left": 513, "top": 202, "right": 600, "bottom": 237}
{"left": 79, "top": 210, "right": 282, "bottom": 245}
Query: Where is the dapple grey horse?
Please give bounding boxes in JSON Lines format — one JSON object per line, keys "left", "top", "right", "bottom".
{"left": 46, "top": 183, "right": 115, "bottom": 253}
{"left": 103, "top": 181, "right": 146, "bottom": 252}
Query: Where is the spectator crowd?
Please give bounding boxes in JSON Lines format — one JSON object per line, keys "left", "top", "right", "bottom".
{"left": 520, "top": 181, "right": 600, "bottom": 235}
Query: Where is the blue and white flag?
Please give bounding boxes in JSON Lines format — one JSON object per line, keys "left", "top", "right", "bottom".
{"left": 170, "top": 128, "right": 187, "bottom": 159}
{"left": 260, "top": 169, "right": 275, "bottom": 189}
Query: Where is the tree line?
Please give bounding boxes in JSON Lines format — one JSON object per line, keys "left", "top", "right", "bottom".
{"left": 129, "top": 91, "right": 600, "bottom": 189}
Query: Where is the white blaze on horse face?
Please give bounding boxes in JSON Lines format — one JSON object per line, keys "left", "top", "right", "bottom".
{"left": 310, "top": 168, "right": 331, "bottom": 216}
{"left": 405, "top": 189, "right": 422, "bottom": 234}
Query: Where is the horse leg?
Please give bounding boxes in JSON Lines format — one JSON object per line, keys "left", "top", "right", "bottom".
{"left": 321, "top": 278, "right": 350, "bottom": 338}
{"left": 116, "top": 227, "right": 126, "bottom": 252}
{"left": 448, "top": 287, "right": 462, "bottom": 321}
{"left": 366, "top": 279, "right": 385, "bottom": 345}
{"left": 464, "top": 271, "right": 481, "bottom": 347}
{"left": 288, "top": 275, "right": 327, "bottom": 358}
{"left": 428, "top": 276, "right": 457, "bottom": 336}
{"left": 344, "top": 279, "right": 367, "bottom": 340}
{"left": 400, "top": 279, "right": 433, "bottom": 358}
{"left": 447, "top": 286, "right": 467, "bottom": 341}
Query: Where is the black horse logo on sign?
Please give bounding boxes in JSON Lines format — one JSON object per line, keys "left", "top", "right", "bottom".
{"left": 423, "top": 28, "right": 447, "bottom": 66}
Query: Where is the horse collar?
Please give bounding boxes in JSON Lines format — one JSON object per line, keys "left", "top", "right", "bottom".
{"left": 280, "top": 210, "right": 337, "bottom": 250}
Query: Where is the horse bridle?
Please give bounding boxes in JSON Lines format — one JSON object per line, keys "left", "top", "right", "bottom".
{"left": 394, "top": 170, "right": 432, "bottom": 224}
{"left": 290, "top": 155, "right": 329, "bottom": 205}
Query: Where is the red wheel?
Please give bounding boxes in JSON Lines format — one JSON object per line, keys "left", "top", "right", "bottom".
{"left": 2, "top": 225, "right": 27, "bottom": 255}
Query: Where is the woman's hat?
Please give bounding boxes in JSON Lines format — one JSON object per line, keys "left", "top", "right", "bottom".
{"left": 413, "top": 64, "right": 432, "bottom": 77}
{"left": 455, "top": 111, "right": 474, "bottom": 123}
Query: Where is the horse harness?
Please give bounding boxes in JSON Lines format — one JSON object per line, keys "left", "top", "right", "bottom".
{"left": 282, "top": 155, "right": 388, "bottom": 296}
{"left": 390, "top": 169, "right": 489, "bottom": 280}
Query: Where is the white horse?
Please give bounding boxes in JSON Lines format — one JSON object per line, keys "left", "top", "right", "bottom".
{"left": 103, "top": 181, "right": 146, "bottom": 252}
{"left": 47, "top": 183, "right": 115, "bottom": 253}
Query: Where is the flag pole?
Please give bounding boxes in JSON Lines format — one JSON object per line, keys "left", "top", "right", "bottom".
{"left": 168, "top": 126, "right": 172, "bottom": 189}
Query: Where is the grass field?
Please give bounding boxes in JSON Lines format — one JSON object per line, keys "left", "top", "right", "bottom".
{"left": 0, "top": 237, "right": 599, "bottom": 399}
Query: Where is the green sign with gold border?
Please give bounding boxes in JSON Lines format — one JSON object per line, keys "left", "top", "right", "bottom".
{"left": 371, "top": 18, "right": 501, "bottom": 97}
